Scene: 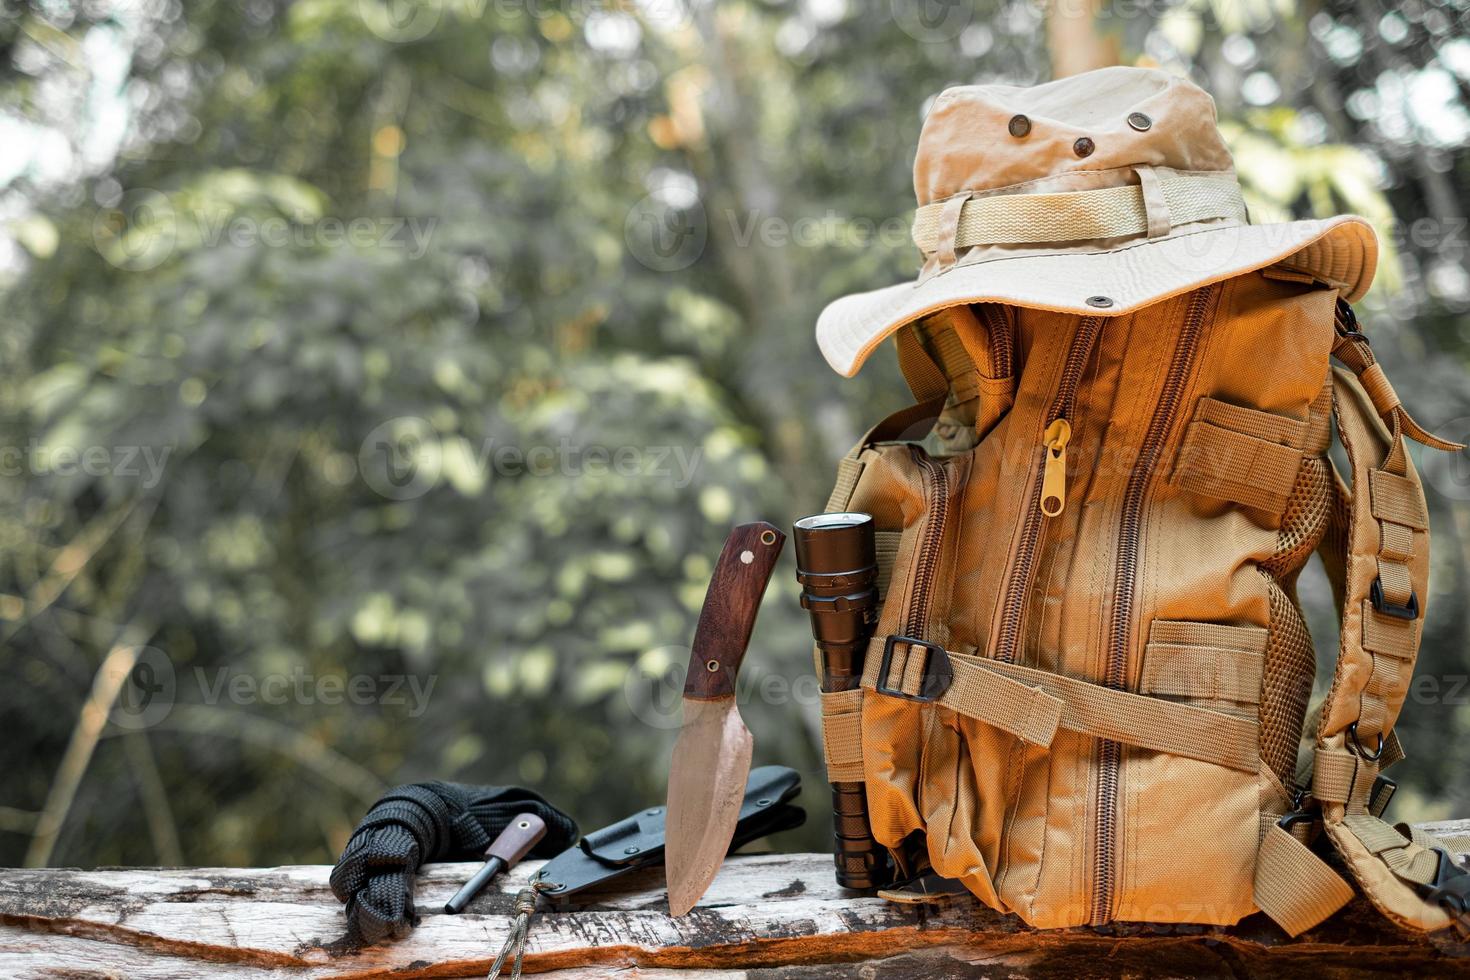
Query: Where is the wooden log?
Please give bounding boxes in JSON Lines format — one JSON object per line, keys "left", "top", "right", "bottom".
{"left": 1, "top": 830, "right": 1468, "bottom": 979}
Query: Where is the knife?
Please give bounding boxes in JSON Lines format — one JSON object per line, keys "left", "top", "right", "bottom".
{"left": 664, "top": 521, "right": 786, "bottom": 916}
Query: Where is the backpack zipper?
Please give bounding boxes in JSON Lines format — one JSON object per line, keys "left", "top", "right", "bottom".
{"left": 993, "top": 315, "right": 1105, "bottom": 664}
{"left": 1090, "top": 284, "right": 1215, "bottom": 926}
{"left": 903, "top": 444, "right": 951, "bottom": 639}
{"left": 979, "top": 305, "right": 1014, "bottom": 379}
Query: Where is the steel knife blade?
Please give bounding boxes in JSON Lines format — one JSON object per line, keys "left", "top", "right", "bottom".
{"left": 664, "top": 521, "right": 785, "bottom": 916}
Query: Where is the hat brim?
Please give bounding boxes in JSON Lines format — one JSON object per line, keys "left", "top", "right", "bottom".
{"left": 816, "top": 216, "right": 1377, "bottom": 377}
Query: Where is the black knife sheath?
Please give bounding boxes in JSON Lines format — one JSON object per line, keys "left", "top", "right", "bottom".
{"left": 535, "top": 765, "right": 803, "bottom": 901}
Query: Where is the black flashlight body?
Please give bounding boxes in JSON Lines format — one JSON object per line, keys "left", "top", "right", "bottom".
{"left": 793, "top": 512, "right": 893, "bottom": 891}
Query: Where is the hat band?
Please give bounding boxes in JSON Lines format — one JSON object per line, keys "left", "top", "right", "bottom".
{"left": 911, "top": 174, "right": 1246, "bottom": 253}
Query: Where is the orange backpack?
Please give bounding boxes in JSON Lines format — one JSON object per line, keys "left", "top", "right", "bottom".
{"left": 814, "top": 67, "right": 1469, "bottom": 937}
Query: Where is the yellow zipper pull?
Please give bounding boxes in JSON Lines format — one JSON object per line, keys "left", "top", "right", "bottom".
{"left": 1040, "top": 418, "right": 1071, "bottom": 517}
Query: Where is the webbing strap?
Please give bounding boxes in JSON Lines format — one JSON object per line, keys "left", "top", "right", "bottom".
{"left": 1331, "top": 305, "right": 1464, "bottom": 455}
{"left": 1343, "top": 815, "right": 1446, "bottom": 887}
{"left": 859, "top": 640, "right": 1062, "bottom": 746}
{"left": 1174, "top": 419, "right": 1303, "bottom": 513}
{"left": 824, "top": 457, "right": 864, "bottom": 514}
{"left": 1438, "top": 834, "right": 1470, "bottom": 855}
{"left": 863, "top": 640, "right": 1259, "bottom": 772}
{"left": 820, "top": 688, "right": 865, "bottom": 783}
{"left": 928, "top": 319, "right": 983, "bottom": 404}
{"left": 911, "top": 173, "right": 1245, "bottom": 252}
{"left": 1254, "top": 822, "right": 1356, "bottom": 936}
{"left": 818, "top": 388, "right": 948, "bottom": 702}
{"left": 896, "top": 326, "right": 949, "bottom": 403}
{"left": 1319, "top": 363, "right": 1426, "bottom": 751}
{"left": 948, "top": 657, "right": 1064, "bottom": 747}
{"left": 1312, "top": 746, "right": 1376, "bottom": 808}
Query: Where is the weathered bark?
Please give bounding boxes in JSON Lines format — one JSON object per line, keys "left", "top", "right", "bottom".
{"left": 2, "top": 837, "right": 1468, "bottom": 979}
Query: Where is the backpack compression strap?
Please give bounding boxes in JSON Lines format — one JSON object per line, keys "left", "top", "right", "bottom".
{"left": 1311, "top": 303, "right": 1470, "bottom": 935}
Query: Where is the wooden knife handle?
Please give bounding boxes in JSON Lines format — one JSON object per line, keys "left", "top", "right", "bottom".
{"left": 684, "top": 521, "right": 786, "bottom": 700}
{"left": 486, "top": 813, "right": 547, "bottom": 866}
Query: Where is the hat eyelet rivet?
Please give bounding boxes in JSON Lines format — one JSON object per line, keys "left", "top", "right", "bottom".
{"left": 1086, "top": 295, "right": 1114, "bottom": 309}
{"left": 1008, "top": 114, "right": 1031, "bottom": 138}
{"left": 1127, "top": 112, "right": 1152, "bottom": 132}
{"left": 1073, "top": 137, "right": 1095, "bottom": 158}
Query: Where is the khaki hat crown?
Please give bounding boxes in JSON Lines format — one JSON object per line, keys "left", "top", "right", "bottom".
{"left": 913, "top": 67, "right": 1235, "bottom": 206}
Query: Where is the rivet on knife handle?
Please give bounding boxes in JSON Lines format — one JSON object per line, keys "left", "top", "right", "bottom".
{"left": 683, "top": 521, "right": 785, "bottom": 701}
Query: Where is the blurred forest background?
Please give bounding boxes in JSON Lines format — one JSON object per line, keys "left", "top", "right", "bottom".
{"left": 2, "top": 0, "right": 1470, "bottom": 869}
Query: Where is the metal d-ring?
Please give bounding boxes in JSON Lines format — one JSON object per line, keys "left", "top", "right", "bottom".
{"left": 1348, "top": 721, "right": 1385, "bottom": 761}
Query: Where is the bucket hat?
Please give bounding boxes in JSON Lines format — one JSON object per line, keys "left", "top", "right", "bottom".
{"left": 816, "top": 66, "right": 1378, "bottom": 376}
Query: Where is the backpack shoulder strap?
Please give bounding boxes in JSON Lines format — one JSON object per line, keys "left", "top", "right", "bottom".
{"left": 1314, "top": 361, "right": 1423, "bottom": 786}
{"left": 1314, "top": 299, "right": 1461, "bottom": 777}
{"left": 1311, "top": 303, "right": 1469, "bottom": 934}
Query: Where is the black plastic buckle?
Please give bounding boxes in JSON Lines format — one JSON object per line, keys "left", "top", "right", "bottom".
{"left": 876, "top": 635, "right": 953, "bottom": 703}
{"left": 1370, "top": 577, "right": 1419, "bottom": 620}
{"left": 1335, "top": 299, "right": 1370, "bottom": 344}
{"left": 1368, "top": 774, "right": 1397, "bottom": 818}
{"left": 1276, "top": 810, "right": 1318, "bottom": 833}
{"left": 1277, "top": 785, "right": 1318, "bottom": 833}
{"left": 1422, "top": 847, "right": 1470, "bottom": 921}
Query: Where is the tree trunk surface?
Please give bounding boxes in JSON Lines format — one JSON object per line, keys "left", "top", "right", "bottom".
{"left": 3, "top": 825, "right": 1470, "bottom": 978}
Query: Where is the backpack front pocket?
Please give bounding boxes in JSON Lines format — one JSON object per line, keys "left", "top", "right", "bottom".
{"left": 1114, "top": 618, "right": 1268, "bottom": 925}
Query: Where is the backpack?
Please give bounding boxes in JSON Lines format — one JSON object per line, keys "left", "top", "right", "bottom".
{"left": 817, "top": 283, "right": 1470, "bottom": 936}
